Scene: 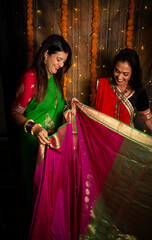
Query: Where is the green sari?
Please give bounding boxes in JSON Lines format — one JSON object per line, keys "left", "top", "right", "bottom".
{"left": 19, "top": 75, "right": 65, "bottom": 215}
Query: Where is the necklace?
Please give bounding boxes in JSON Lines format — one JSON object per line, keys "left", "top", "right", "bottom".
{"left": 114, "top": 86, "right": 129, "bottom": 119}
{"left": 48, "top": 81, "right": 58, "bottom": 109}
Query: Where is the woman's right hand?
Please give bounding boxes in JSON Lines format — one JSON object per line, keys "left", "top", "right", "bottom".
{"left": 33, "top": 125, "right": 50, "bottom": 145}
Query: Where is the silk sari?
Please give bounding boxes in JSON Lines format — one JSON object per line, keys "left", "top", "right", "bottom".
{"left": 19, "top": 75, "right": 65, "bottom": 215}
{"left": 95, "top": 78, "right": 135, "bottom": 127}
{"left": 28, "top": 101, "right": 152, "bottom": 240}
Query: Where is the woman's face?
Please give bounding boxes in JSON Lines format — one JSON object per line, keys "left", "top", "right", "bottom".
{"left": 113, "top": 61, "right": 132, "bottom": 89}
{"left": 44, "top": 51, "right": 68, "bottom": 75}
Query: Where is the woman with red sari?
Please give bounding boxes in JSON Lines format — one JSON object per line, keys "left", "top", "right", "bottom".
{"left": 95, "top": 48, "right": 152, "bottom": 131}
{"left": 11, "top": 34, "right": 72, "bottom": 236}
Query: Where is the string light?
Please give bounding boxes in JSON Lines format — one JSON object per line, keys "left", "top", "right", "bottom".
{"left": 37, "top": 9, "right": 42, "bottom": 14}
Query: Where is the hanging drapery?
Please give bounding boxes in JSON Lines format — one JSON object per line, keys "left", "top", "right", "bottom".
{"left": 28, "top": 101, "right": 152, "bottom": 240}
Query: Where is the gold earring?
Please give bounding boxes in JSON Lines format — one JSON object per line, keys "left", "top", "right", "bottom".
{"left": 44, "top": 56, "right": 47, "bottom": 65}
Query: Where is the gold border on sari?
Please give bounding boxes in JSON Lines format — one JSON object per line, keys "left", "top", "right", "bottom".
{"left": 111, "top": 84, "right": 135, "bottom": 127}
{"left": 74, "top": 101, "right": 152, "bottom": 149}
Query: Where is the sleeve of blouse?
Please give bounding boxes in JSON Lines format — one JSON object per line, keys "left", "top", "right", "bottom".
{"left": 11, "top": 69, "right": 36, "bottom": 115}
{"left": 136, "top": 88, "right": 149, "bottom": 111}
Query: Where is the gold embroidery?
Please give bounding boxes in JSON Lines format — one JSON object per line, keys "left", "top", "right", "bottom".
{"left": 85, "top": 196, "right": 89, "bottom": 203}
{"left": 45, "top": 113, "right": 55, "bottom": 134}
{"left": 86, "top": 181, "right": 91, "bottom": 187}
{"left": 85, "top": 189, "right": 90, "bottom": 195}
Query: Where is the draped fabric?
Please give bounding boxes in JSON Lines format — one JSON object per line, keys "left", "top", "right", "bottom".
{"left": 28, "top": 101, "right": 152, "bottom": 240}
{"left": 18, "top": 72, "right": 65, "bottom": 216}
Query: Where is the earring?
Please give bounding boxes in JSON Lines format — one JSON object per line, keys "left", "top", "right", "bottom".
{"left": 44, "top": 56, "right": 47, "bottom": 65}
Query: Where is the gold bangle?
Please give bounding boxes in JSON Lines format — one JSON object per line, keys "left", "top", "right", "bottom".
{"left": 23, "top": 119, "right": 34, "bottom": 133}
{"left": 31, "top": 123, "right": 42, "bottom": 136}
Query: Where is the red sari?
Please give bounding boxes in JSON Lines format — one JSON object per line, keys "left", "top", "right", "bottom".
{"left": 95, "top": 78, "right": 135, "bottom": 126}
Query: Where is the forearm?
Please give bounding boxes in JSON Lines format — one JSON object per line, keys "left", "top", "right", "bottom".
{"left": 11, "top": 111, "right": 27, "bottom": 128}
{"left": 144, "top": 119, "right": 152, "bottom": 132}
{"left": 139, "top": 108, "right": 152, "bottom": 132}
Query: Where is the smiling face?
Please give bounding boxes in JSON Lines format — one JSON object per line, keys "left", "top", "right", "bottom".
{"left": 44, "top": 51, "right": 68, "bottom": 76}
{"left": 113, "top": 61, "right": 132, "bottom": 91}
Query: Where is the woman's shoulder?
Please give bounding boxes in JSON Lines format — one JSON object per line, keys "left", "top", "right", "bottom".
{"left": 23, "top": 67, "right": 36, "bottom": 78}
{"left": 21, "top": 67, "right": 37, "bottom": 83}
{"left": 98, "top": 77, "right": 112, "bottom": 85}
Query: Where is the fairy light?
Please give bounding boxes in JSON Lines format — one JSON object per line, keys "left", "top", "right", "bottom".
{"left": 37, "top": 9, "right": 42, "bottom": 14}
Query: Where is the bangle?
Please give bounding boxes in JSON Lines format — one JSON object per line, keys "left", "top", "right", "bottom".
{"left": 31, "top": 123, "right": 42, "bottom": 136}
{"left": 24, "top": 119, "right": 34, "bottom": 133}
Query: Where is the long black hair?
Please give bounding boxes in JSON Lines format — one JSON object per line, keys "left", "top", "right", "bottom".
{"left": 112, "top": 48, "right": 142, "bottom": 92}
{"left": 32, "top": 34, "right": 72, "bottom": 102}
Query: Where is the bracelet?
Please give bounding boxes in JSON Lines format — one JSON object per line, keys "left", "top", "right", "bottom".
{"left": 24, "top": 119, "right": 34, "bottom": 133}
{"left": 31, "top": 123, "right": 42, "bottom": 136}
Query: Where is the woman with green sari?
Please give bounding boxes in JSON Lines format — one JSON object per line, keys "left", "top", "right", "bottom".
{"left": 11, "top": 34, "right": 72, "bottom": 235}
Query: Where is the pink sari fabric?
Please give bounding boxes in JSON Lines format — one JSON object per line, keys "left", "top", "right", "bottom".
{"left": 29, "top": 101, "right": 152, "bottom": 240}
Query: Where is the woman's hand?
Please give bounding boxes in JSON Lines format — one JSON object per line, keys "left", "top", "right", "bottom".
{"left": 33, "top": 125, "right": 50, "bottom": 145}
{"left": 71, "top": 98, "right": 79, "bottom": 116}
